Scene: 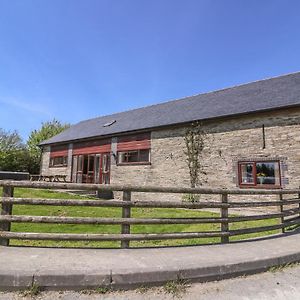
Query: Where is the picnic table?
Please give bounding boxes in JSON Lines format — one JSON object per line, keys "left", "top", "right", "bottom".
{"left": 30, "top": 175, "right": 67, "bottom": 182}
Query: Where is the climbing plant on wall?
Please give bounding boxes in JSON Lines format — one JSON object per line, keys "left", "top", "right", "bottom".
{"left": 184, "top": 121, "right": 207, "bottom": 189}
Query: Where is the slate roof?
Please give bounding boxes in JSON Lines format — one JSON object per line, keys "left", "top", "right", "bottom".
{"left": 41, "top": 72, "right": 300, "bottom": 146}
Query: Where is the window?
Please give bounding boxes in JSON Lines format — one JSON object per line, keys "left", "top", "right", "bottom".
{"left": 238, "top": 161, "right": 281, "bottom": 188}
{"left": 118, "top": 149, "right": 150, "bottom": 164}
{"left": 49, "top": 156, "right": 68, "bottom": 167}
{"left": 116, "top": 133, "right": 151, "bottom": 165}
{"left": 50, "top": 144, "right": 68, "bottom": 167}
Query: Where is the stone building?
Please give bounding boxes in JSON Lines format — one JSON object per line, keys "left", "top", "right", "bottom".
{"left": 40, "top": 72, "right": 300, "bottom": 196}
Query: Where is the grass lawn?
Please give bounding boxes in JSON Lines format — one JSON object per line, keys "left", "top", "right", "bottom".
{"left": 0, "top": 187, "right": 280, "bottom": 248}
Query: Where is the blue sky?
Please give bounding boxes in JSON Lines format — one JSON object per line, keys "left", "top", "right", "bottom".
{"left": 0, "top": 0, "right": 299, "bottom": 140}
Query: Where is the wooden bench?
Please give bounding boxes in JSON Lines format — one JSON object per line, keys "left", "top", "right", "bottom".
{"left": 30, "top": 175, "right": 67, "bottom": 182}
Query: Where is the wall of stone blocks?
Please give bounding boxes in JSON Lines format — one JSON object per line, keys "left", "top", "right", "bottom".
{"left": 110, "top": 107, "right": 300, "bottom": 205}
{"left": 40, "top": 145, "right": 72, "bottom": 180}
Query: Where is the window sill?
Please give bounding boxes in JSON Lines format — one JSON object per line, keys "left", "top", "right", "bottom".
{"left": 49, "top": 165, "right": 68, "bottom": 168}
{"left": 239, "top": 184, "right": 282, "bottom": 189}
{"left": 117, "top": 162, "right": 151, "bottom": 166}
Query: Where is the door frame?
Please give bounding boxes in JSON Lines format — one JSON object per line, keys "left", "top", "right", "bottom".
{"left": 71, "top": 153, "right": 111, "bottom": 184}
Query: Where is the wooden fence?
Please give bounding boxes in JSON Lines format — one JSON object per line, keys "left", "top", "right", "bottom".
{"left": 1, "top": 180, "right": 300, "bottom": 248}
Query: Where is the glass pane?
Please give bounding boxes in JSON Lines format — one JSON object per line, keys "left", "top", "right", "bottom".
{"left": 83, "top": 156, "right": 88, "bottom": 174}
{"left": 118, "top": 150, "right": 149, "bottom": 163}
{"left": 94, "top": 155, "right": 100, "bottom": 184}
{"left": 88, "top": 155, "right": 95, "bottom": 172}
{"left": 72, "top": 156, "right": 78, "bottom": 182}
{"left": 102, "top": 154, "right": 107, "bottom": 172}
{"left": 77, "top": 155, "right": 83, "bottom": 183}
{"left": 102, "top": 154, "right": 110, "bottom": 184}
{"left": 77, "top": 173, "right": 82, "bottom": 183}
{"left": 77, "top": 155, "right": 83, "bottom": 172}
{"left": 240, "top": 163, "right": 254, "bottom": 184}
{"left": 118, "top": 152, "right": 127, "bottom": 163}
{"left": 256, "top": 162, "right": 279, "bottom": 185}
{"left": 51, "top": 156, "right": 66, "bottom": 166}
{"left": 139, "top": 149, "right": 150, "bottom": 162}
{"left": 127, "top": 151, "right": 138, "bottom": 162}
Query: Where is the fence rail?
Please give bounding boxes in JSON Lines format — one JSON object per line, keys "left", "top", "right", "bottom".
{"left": 1, "top": 180, "right": 300, "bottom": 248}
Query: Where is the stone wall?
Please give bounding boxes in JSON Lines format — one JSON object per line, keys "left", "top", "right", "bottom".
{"left": 110, "top": 127, "right": 190, "bottom": 200}
{"left": 40, "top": 145, "right": 72, "bottom": 180}
{"left": 110, "top": 107, "right": 300, "bottom": 204}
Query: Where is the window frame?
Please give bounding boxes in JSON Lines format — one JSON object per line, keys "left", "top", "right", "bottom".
{"left": 117, "top": 149, "right": 151, "bottom": 165}
{"left": 49, "top": 156, "right": 68, "bottom": 168}
{"left": 238, "top": 160, "right": 282, "bottom": 189}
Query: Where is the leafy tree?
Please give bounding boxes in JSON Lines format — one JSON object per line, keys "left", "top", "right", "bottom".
{"left": 27, "top": 119, "right": 70, "bottom": 174}
{"left": 0, "top": 129, "right": 23, "bottom": 151}
{"left": 0, "top": 129, "right": 29, "bottom": 172}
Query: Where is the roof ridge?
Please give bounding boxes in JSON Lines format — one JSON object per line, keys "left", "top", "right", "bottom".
{"left": 77, "top": 70, "right": 300, "bottom": 125}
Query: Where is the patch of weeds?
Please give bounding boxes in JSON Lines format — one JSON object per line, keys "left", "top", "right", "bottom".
{"left": 163, "top": 278, "right": 189, "bottom": 298}
{"left": 20, "top": 282, "right": 40, "bottom": 297}
{"left": 95, "top": 286, "right": 111, "bottom": 294}
{"left": 80, "top": 289, "right": 92, "bottom": 295}
{"left": 269, "top": 262, "right": 300, "bottom": 273}
{"left": 182, "top": 194, "right": 200, "bottom": 203}
{"left": 81, "top": 286, "right": 111, "bottom": 295}
{"left": 137, "top": 285, "right": 151, "bottom": 293}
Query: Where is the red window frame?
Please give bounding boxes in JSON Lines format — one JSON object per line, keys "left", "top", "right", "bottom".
{"left": 117, "top": 149, "right": 151, "bottom": 165}
{"left": 117, "top": 133, "right": 151, "bottom": 165}
{"left": 49, "top": 144, "right": 68, "bottom": 168}
{"left": 49, "top": 156, "right": 68, "bottom": 168}
{"left": 238, "top": 160, "right": 282, "bottom": 189}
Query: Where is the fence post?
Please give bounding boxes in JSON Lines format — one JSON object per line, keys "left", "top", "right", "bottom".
{"left": 0, "top": 185, "right": 14, "bottom": 246}
{"left": 121, "top": 190, "right": 131, "bottom": 248}
{"left": 279, "top": 193, "right": 285, "bottom": 234}
{"left": 221, "top": 193, "right": 229, "bottom": 244}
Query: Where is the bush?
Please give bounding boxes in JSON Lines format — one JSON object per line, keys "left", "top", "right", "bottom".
{"left": 0, "top": 129, "right": 29, "bottom": 172}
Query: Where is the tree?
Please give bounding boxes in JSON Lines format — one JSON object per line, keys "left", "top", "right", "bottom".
{"left": 0, "top": 129, "right": 29, "bottom": 172}
{"left": 27, "top": 119, "right": 70, "bottom": 174}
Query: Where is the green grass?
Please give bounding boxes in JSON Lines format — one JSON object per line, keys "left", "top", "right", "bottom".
{"left": 0, "top": 187, "right": 280, "bottom": 248}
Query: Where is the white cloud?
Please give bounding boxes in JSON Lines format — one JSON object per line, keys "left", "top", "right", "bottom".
{"left": 0, "top": 97, "right": 52, "bottom": 117}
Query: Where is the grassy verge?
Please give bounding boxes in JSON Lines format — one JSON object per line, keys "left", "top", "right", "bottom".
{"left": 0, "top": 187, "right": 280, "bottom": 248}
